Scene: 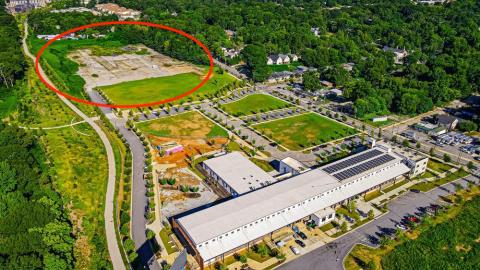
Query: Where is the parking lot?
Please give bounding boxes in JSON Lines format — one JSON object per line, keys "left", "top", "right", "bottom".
{"left": 399, "top": 126, "right": 479, "bottom": 162}
{"left": 278, "top": 174, "right": 479, "bottom": 270}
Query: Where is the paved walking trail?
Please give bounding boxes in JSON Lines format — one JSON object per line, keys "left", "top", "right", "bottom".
{"left": 22, "top": 22, "right": 125, "bottom": 270}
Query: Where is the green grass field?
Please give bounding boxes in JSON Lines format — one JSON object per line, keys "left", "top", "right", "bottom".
{"left": 43, "top": 123, "right": 110, "bottom": 268}
{"left": 410, "top": 169, "right": 468, "bottom": 192}
{"left": 137, "top": 111, "right": 228, "bottom": 139}
{"left": 427, "top": 160, "right": 453, "bottom": 173}
{"left": 252, "top": 113, "right": 356, "bottom": 150}
{"left": 221, "top": 93, "right": 291, "bottom": 116}
{"left": 98, "top": 69, "right": 235, "bottom": 105}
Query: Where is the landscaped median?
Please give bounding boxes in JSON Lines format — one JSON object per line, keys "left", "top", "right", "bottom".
{"left": 410, "top": 169, "right": 469, "bottom": 192}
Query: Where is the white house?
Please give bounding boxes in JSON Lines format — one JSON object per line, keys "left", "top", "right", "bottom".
{"left": 383, "top": 46, "right": 409, "bottom": 64}
{"left": 221, "top": 47, "right": 241, "bottom": 59}
{"left": 95, "top": 3, "right": 141, "bottom": 20}
{"left": 311, "top": 27, "right": 320, "bottom": 37}
{"left": 267, "top": 54, "right": 290, "bottom": 65}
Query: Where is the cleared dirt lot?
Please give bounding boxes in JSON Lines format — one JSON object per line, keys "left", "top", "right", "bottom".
{"left": 69, "top": 44, "right": 204, "bottom": 87}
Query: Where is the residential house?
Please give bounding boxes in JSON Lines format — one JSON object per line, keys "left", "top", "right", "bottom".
{"left": 383, "top": 46, "right": 409, "bottom": 64}
{"left": 221, "top": 47, "right": 241, "bottom": 59}
{"left": 289, "top": 54, "right": 299, "bottom": 62}
{"left": 311, "top": 27, "right": 320, "bottom": 37}
{"left": 434, "top": 114, "right": 459, "bottom": 131}
{"left": 267, "top": 54, "right": 290, "bottom": 65}
{"left": 225, "top": 30, "right": 236, "bottom": 39}
{"left": 95, "top": 3, "right": 141, "bottom": 20}
{"left": 341, "top": 63, "right": 355, "bottom": 72}
{"left": 6, "top": 0, "right": 51, "bottom": 13}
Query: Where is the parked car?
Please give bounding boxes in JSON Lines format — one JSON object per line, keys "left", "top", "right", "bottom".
{"left": 298, "top": 231, "right": 308, "bottom": 240}
{"left": 275, "top": 240, "right": 285, "bottom": 247}
{"left": 395, "top": 223, "right": 407, "bottom": 230}
{"left": 295, "top": 239, "right": 306, "bottom": 248}
{"left": 292, "top": 226, "right": 300, "bottom": 234}
{"left": 290, "top": 245, "right": 300, "bottom": 255}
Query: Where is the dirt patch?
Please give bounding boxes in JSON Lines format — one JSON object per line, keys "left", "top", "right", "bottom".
{"left": 69, "top": 44, "right": 205, "bottom": 88}
{"left": 151, "top": 136, "right": 227, "bottom": 167}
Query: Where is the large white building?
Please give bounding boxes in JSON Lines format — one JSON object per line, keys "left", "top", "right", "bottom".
{"left": 202, "top": 152, "right": 276, "bottom": 196}
{"left": 174, "top": 145, "right": 417, "bottom": 268}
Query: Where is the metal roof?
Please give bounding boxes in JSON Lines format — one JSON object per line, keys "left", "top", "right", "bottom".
{"left": 202, "top": 152, "right": 276, "bottom": 194}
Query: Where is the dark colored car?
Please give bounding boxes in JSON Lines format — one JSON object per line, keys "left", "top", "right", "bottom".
{"left": 295, "top": 239, "right": 306, "bottom": 247}
{"left": 298, "top": 231, "right": 308, "bottom": 240}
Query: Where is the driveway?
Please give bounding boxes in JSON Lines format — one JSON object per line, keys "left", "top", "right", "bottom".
{"left": 278, "top": 175, "right": 479, "bottom": 270}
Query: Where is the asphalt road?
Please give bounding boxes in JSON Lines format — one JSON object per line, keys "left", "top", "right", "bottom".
{"left": 86, "top": 90, "right": 161, "bottom": 270}
{"left": 278, "top": 175, "right": 479, "bottom": 270}
{"left": 22, "top": 22, "right": 125, "bottom": 269}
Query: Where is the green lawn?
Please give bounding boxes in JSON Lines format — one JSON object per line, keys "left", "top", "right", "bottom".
{"left": 320, "top": 222, "right": 337, "bottom": 232}
{"left": 159, "top": 228, "right": 178, "bottom": 254}
{"left": 427, "top": 160, "right": 453, "bottom": 173}
{"left": 382, "top": 180, "right": 407, "bottom": 194}
{"left": 364, "top": 189, "right": 383, "bottom": 202}
{"left": 252, "top": 113, "right": 356, "bottom": 150}
{"left": 410, "top": 169, "right": 469, "bottom": 192}
{"left": 98, "top": 69, "right": 235, "bottom": 105}
{"left": 268, "top": 61, "right": 301, "bottom": 72}
{"left": 221, "top": 93, "right": 291, "bottom": 116}
{"left": 137, "top": 111, "right": 228, "bottom": 139}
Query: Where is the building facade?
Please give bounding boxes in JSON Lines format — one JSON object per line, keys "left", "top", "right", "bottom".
{"left": 175, "top": 145, "right": 418, "bottom": 268}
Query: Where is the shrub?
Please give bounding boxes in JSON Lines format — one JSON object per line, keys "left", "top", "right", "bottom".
{"left": 167, "top": 178, "right": 176, "bottom": 185}
{"left": 123, "top": 238, "right": 135, "bottom": 252}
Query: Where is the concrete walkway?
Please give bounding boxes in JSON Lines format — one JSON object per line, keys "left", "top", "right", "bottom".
{"left": 22, "top": 22, "right": 125, "bottom": 270}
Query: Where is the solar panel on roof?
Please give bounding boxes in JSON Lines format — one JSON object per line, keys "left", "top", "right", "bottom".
{"left": 323, "top": 149, "right": 383, "bottom": 174}
{"left": 333, "top": 154, "right": 396, "bottom": 181}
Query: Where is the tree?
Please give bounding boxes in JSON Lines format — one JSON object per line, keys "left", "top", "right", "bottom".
{"left": 124, "top": 238, "right": 135, "bottom": 252}
{"left": 303, "top": 71, "right": 321, "bottom": 91}
{"left": 368, "top": 209, "right": 374, "bottom": 220}
{"left": 443, "top": 154, "right": 451, "bottom": 163}
{"left": 402, "top": 139, "right": 410, "bottom": 148}
{"left": 256, "top": 243, "right": 269, "bottom": 257}
{"left": 146, "top": 229, "right": 155, "bottom": 240}
{"left": 416, "top": 142, "right": 421, "bottom": 149}
{"left": 242, "top": 44, "right": 270, "bottom": 82}
{"left": 467, "top": 161, "right": 475, "bottom": 170}
{"left": 458, "top": 120, "right": 478, "bottom": 132}
{"left": 340, "top": 221, "right": 348, "bottom": 232}
{"left": 347, "top": 200, "right": 356, "bottom": 213}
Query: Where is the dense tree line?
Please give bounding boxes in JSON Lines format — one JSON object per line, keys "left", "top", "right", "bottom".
{"left": 0, "top": 124, "right": 75, "bottom": 269}
{"left": 0, "top": 6, "right": 26, "bottom": 88}
{"left": 28, "top": 9, "right": 116, "bottom": 34}
{"left": 107, "top": 0, "right": 480, "bottom": 116}
{"left": 28, "top": 0, "right": 480, "bottom": 116}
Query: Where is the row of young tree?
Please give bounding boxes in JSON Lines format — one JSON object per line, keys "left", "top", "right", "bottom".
{"left": 0, "top": 5, "right": 25, "bottom": 88}
{"left": 0, "top": 124, "right": 75, "bottom": 269}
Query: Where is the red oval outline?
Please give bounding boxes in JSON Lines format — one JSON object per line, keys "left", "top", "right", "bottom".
{"left": 35, "top": 21, "right": 214, "bottom": 109}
